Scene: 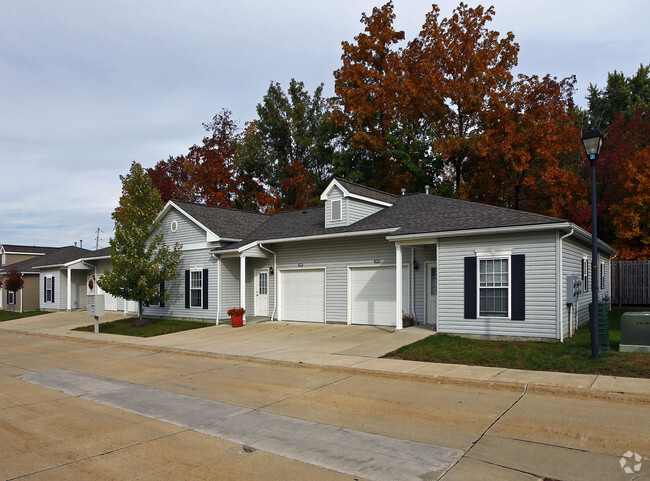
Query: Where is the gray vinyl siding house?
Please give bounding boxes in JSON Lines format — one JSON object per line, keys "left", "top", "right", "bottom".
{"left": 143, "top": 178, "right": 616, "bottom": 341}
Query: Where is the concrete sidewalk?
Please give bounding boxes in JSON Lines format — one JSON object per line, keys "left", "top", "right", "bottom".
{"left": 2, "top": 311, "right": 649, "bottom": 401}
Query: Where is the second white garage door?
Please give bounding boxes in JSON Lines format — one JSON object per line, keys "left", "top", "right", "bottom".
{"left": 349, "top": 265, "right": 409, "bottom": 326}
{"left": 280, "top": 269, "right": 325, "bottom": 322}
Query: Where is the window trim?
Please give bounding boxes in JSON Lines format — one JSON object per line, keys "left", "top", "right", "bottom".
{"left": 189, "top": 270, "right": 203, "bottom": 308}
{"left": 331, "top": 199, "right": 342, "bottom": 221}
{"left": 7, "top": 290, "right": 16, "bottom": 305}
{"left": 582, "top": 258, "right": 589, "bottom": 292}
{"left": 45, "top": 277, "right": 53, "bottom": 302}
{"left": 600, "top": 261, "right": 605, "bottom": 290}
{"left": 477, "top": 255, "right": 511, "bottom": 319}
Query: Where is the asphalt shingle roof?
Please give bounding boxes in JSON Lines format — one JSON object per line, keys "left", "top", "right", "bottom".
{"left": 0, "top": 244, "right": 59, "bottom": 255}
{"left": 171, "top": 201, "right": 269, "bottom": 240}
{"left": 31, "top": 246, "right": 94, "bottom": 268}
{"left": 214, "top": 193, "right": 566, "bottom": 252}
{"left": 334, "top": 178, "right": 398, "bottom": 204}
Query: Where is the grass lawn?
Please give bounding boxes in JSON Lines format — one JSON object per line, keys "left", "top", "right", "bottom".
{"left": 74, "top": 317, "right": 212, "bottom": 337}
{"left": 385, "top": 307, "right": 649, "bottom": 379}
{"left": 0, "top": 310, "right": 49, "bottom": 322}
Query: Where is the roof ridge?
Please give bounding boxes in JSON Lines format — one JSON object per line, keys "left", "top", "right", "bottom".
{"left": 333, "top": 178, "right": 399, "bottom": 198}
{"left": 171, "top": 199, "right": 270, "bottom": 217}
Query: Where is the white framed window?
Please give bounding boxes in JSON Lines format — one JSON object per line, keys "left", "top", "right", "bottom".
{"left": 582, "top": 258, "right": 589, "bottom": 292}
{"left": 190, "top": 270, "right": 202, "bottom": 308}
{"left": 478, "top": 257, "right": 510, "bottom": 318}
{"left": 331, "top": 200, "right": 342, "bottom": 221}
{"left": 170, "top": 220, "right": 178, "bottom": 232}
{"left": 46, "top": 277, "right": 53, "bottom": 302}
{"left": 600, "top": 262, "right": 605, "bottom": 290}
{"left": 7, "top": 290, "right": 15, "bottom": 305}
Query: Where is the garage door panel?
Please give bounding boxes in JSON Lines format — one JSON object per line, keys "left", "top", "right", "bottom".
{"left": 350, "top": 266, "right": 408, "bottom": 326}
{"left": 280, "top": 269, "right": 325, "bottom": 322}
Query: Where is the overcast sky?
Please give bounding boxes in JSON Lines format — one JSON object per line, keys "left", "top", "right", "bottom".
{"left": 1, "top": 0, "right": 648, "bottom": 249}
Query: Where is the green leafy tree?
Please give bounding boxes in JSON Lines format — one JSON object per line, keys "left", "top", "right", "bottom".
{"left": 99, "top": 161, "right": 182, "bottom": 322}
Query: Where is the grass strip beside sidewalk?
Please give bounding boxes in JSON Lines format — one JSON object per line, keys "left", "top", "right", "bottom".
{"left": 74, "top": 317, "right": 212, "bottom": 337}
{"left": 385, "top": 307, "right": 649, "bottom": 379}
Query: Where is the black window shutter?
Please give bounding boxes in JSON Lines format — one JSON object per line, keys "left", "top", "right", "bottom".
{"left": 511, "top": 255, "right": 525, "bottom": 321}
{"left": 464, "top": 257, "right": 477, "bottom": 319}
{"left": 184, "top": 270, "right": 190, "bottom": 308}
{"left": 52, "top": 277, "right": 55, "bottom": 303}
{"left": 202, "top": 269, "right": 208, "bottom": 309}
{"left": 44, "top": 277, "right": 47, "bottom": 302}
{"left": 160, "top": 281, "right": 165, "bottom": 308}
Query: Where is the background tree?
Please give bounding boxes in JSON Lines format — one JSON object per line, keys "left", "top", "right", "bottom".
{"left": 332, "top": 1, "right": 411, "bottom": 193}
{"left": 463, "top": 74, "right": 584, "bottom": 219}
{"left": 185, "top": 109, "right": 241, "bottom": 208}
{"left": 238, "top": 79, "right": 337, "bottom": 208}
{"left": 3, "top": 269, "right": 24, "bottom": 312}
{"left": 146, "top": 154, "right": 196, "bottom": 204}
{"left": 99, "top": 161, "right": 182, "bottom": 323}
{"left": 586, "top": 63, "right": 650, "bottom": 132}
{"left": 403, "top": 2, "right": 519, "bottom": 193}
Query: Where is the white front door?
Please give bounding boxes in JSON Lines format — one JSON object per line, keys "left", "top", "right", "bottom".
{"left": 426, "top": 262, "right": 437, "bottom": 326}
{"left": 254, "top": 269, "right": 269, "bottom": 316}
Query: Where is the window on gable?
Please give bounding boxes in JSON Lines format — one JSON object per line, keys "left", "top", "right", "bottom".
{"left": 331, "top": 200, "right": 341, "bottom": 221}
{"left": 479, "top": 258, "right": 509, "bottom": 318}
{"left": 190, "top": 270, "right": 202, "bottom": 308}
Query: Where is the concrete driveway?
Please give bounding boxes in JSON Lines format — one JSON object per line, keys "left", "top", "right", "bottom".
{"left": 1, "top": 310, "right": 433, "bottom": 365}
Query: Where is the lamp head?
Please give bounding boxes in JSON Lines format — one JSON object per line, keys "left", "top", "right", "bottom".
{"left": 581, "top": 128, "right": 603, "bottom": 161}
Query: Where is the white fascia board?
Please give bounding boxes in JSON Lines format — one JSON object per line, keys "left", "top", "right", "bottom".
{"left": 152, "top": 201, "right": 222, "bottom": 243}
{"left": 387, "top": 222, "right": 572, "bottom": 241}
{"left": 3, "top": 251, "right": 46, "bottom": 256}
{"left": 213, "top": 228, "right": 400, "bottom": 256}
{"left": 320, "top": 179, "right": 393, "bottom": 207}
{"left": 564, "top": 224, "right": 617, "bottom": 255}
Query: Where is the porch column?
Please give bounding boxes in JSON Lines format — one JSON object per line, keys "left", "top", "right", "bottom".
{"left": 395, "top": 243, "right": 403, "bottom": 330}
{"left": 240, "top": 256, "right": 246, "bottom": 320}
{"left": 66, "top": 267, "right": 72, "bottom": 311}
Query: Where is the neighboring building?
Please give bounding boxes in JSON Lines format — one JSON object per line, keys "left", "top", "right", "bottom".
{"left": 0, "top": 244, "right": 58, "bottom": 267}
{"left": 34, "top": 246, "right": 137, "bottom": 313}
{"left": 142, "top": 178, "right": 616, "bottom": 341}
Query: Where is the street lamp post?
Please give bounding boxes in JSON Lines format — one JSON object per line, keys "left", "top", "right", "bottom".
{"left": 581, "top": 128, "right": 603, "bottom": 359}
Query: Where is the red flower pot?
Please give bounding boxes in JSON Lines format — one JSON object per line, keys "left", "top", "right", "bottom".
{"left": 231, "top": 314, "right": 244, "bottom": 328}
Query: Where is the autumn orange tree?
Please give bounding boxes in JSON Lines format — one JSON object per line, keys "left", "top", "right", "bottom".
{"left": 463, "top": 74, "right": 585, "bottom": 219}
{"left": 597, "top": 110, "right": 650, "bottom": 259}
{"left": 332, "top": 1, "right": 412, "bottom": 193}
{"left": 403, "top": 3, "right": 519, "bottom": 193}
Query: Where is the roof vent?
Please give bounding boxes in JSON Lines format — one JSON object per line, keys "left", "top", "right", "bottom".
{"left": 425, "top": 185, "right": 430, "bottom": 195}
{"left": 401, "top": 188, "right": 406, "bottom": 196}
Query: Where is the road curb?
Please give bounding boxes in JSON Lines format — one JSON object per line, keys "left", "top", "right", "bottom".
{"left": 6, "top": 328, "right": 650, "bottom": 405}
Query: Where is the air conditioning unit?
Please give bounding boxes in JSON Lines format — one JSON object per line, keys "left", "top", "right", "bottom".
{"left": 620, "top": 312, "right": 650, "bottom": 353}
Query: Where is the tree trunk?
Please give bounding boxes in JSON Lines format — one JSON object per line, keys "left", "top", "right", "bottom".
{"left": 138, "top": 300, "right": 143, "bottom": 321}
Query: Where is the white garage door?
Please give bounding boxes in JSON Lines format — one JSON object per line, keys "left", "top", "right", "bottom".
{"left": 350, "top": 266, "right": 409, "bottom": 326}
{"left": 280, "top": 269, "right": 325, "bottom": 322}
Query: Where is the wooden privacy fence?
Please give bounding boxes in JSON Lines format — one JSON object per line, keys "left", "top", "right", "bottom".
{"left": 611, "top": 260, "right": 650, "bottom": 306}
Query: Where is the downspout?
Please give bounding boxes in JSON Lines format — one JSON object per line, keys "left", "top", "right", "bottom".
{"left": 259, "top": 244, "right": 277, "bottom": 321}
{"left": 410, "top": 248, "right": 415, "bottom": 318}
{"left": 558, "top": 229, "right": 574, "bottom": 342}
{"left": 609, "top": 253, "right": 617, "bottom": 308}
{"left": 211, "top": 253, "right": 221, "bottom": 325}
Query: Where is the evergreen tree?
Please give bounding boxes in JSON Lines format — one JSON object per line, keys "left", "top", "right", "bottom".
{"left": 99, "top": 161, "right": 182, "bottom": 322}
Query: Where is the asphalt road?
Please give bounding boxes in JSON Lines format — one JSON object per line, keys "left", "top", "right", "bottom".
{"left": 1, "top": 330, "right": 648, "bottom": 480}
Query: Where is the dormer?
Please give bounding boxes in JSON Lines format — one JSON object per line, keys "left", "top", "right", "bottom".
{"left": 320, "top": 179, "right": 396, "bottom": 228}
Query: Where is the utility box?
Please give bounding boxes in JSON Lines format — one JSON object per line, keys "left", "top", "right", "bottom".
{"left": 87, "top": 295, "right": 105, "bottom": 317}
{"left": 620, "top": 312, "right": 650, "bottom": 353}
{"left": 566, "top": 276, "right": 582, "bottom": 304}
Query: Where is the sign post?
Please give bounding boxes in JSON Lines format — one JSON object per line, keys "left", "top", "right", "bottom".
{"left": 87, "top": 294, "right": 105, "bottom": 334}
